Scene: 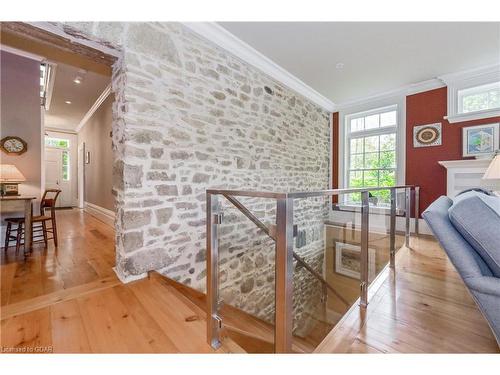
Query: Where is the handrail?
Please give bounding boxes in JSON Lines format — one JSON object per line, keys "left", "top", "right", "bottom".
{"left": 222, "top": 194, "right": 350, "bottom": 307}
{"left": 207, "top": 185, "right": 420, "bottom": 353}
{"left": 207, "top": 185, "right": 415, "bottom": 199}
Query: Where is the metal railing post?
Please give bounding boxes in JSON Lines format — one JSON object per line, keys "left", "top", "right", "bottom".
{"left": 206, "top": 192, "right": 222, "bottom": 349}
{"left": 414, "top": 186, "right": 420, "bottom": 236}
{"left": 389, "top": 188, "right": 396, "bottom": 269}
{"left": 360, "top": 191, "right": 369, "bottom": 307}
{"left": 405, "top": 187, "right": 411, "bottom": 248}
{"left": 274, "top": 197, "right": 294, "bottom": 353}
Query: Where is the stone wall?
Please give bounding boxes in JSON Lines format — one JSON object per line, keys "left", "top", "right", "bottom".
{"left": 51, "top": 22, "right": 331, "bottom": 331}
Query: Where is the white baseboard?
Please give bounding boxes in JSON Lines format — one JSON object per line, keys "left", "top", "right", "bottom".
{"left": 84, "top": 201, "right": 115, "bottom": 228}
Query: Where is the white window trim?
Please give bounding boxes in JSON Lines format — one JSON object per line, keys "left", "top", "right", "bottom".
{"left": 338, "top": 94, "right": 406, "bottom": 208}
{"left": 441, "top": 64, "right": 500, "bottom": 124}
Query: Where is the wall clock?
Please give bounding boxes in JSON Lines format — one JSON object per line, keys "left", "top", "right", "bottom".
{"left": 0, "top": 136, "right": 28, "bottom": 155}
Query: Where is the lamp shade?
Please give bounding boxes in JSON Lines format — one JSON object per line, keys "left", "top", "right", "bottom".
{"left": 483, "top": 154, "right": 500, "bottom": 180}
{"left": 0, "top": 164, "right": 26, "bottom": 182}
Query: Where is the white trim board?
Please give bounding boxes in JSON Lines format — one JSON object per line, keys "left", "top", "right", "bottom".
{"left": 334, "top": 78, "right": 445, "bottom": 111}
{"left": 0, "top": 44, "right": 44, "bottom": 61}
{"left": 84, "top": 201, "right": 115, "bottom": 228}
{"left": 182, "top": 22, "right": 336, "bottom": 112}
{"left": 76, "top": 84, "right": 112, "bottom": 133}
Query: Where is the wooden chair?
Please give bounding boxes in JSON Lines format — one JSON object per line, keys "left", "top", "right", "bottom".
{"left": 4, "top": 189, "right": 61, "bottom": 253}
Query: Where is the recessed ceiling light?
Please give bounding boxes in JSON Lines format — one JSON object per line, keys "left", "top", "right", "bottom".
{"left": 335, "top": 63, "right": 345, "bottom": 69}
{"left": 73, "top": 77, "right": 82, "bottom": 84}
{"left": 65, "top": 100, "right": 72, "bottom": 104}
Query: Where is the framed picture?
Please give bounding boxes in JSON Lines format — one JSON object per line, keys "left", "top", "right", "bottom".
{"left": 413, "top": 123, "right": 442, "bottom": 148}
{"left": 334, "top": 242, "right": 376, "bottom": 282}
{"left": 462, "top": 123, "right": 499, "bottom": 157}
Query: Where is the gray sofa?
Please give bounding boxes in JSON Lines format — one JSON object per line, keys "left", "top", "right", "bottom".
{"left": 423, "top": 191, "right": 500, "bottom": 345}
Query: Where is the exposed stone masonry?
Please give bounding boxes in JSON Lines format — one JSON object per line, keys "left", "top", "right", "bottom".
{"left": 53, "top": 22, "right": 330, "bottom": 333}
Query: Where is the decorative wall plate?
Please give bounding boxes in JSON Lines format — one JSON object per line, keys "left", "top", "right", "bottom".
{"left": 413, "top": 123, "right": 442, "bottom": 148}
{"left": 0, "top": 136, "right": 28, "bottom": 155}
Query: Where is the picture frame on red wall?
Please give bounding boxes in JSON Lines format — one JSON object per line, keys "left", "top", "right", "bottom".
{"left": 462, "top": 123, "right": 500, "bottom": 157}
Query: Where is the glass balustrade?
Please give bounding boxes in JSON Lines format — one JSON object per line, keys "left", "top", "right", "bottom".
{"left": 206, "top": 186, "right": 419, "bottom": 353}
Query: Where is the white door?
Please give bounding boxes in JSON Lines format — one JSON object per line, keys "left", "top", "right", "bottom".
{"left": 45, "top": 148, "right": 72, "bottom": 207}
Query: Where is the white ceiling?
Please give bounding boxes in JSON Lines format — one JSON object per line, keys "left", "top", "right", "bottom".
{"left": 44, "top": 62, "right": 109, "bottom": 131}
{"left": 218, "top": 22, "right": 500, "bottom": 105}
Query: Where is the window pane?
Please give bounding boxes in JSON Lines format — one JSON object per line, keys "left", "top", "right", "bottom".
{"left": 349, "top": 171, "right": 364, "bottom": 188}
{"left": 380, "top": 110, "right": 396, "bottom": 127}
{"left": 379, "top": 169, "right": 396, "bottom": 186}
{"left": 364, "top": 136, "right": 379, "bottom": 152}
{"left": 350, "top": 117, "right": 364, "bottom": 132}
{"left": 350, "top": 154, "right": 364, "bottom": 169}
{"left": 488, "top": 89, "right": 500, "bottom": 109}
{"left": 364, "top": 170, "right": 379, "bottom": 187}
{"left": 350, "top": 138, "right": 364, "bottom": 154}
{"left": 45, "top": 137, "right": 69, "bottom": 149}
{"left": 380, "top": 133, "right": 396, "bottom": 151}
{"left": 462, "top": 92, "right": 489, "bottom": 113}
{"left": 364, "top": 152, "right": 379, "bottom": 169}
{"left": 364, "top": 114, "right": 379, "bottom": 130}
{"left": 379, "top": 151, "right": 396, "bottom": 168}
{"left": 62, "top": 151, "right": 70, "bottom": 181}
{"left": 460, "top": 82, "right": 500, "bottom": 113}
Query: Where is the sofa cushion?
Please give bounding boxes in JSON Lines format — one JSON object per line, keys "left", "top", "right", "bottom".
{"left": 449, "top": 191, "right": 500, "bottom": 277}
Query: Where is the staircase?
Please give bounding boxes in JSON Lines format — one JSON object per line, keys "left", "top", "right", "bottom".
{"left": 151, "top": 272, "right": 348, "bottom": 353}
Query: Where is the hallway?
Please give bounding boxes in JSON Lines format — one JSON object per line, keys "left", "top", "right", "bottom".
{"left": 1, "top": 209, "right": 115, "bottom": 306}
{"left": 0, "top": 209, "right": 239, "bottom": 353}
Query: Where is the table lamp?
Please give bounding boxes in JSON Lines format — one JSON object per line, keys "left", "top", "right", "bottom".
{"left": 0, "top": 164, "right": 26, "bottom": 196}
{"left": 483, "top": 151, "right": 500, "bottom": 196}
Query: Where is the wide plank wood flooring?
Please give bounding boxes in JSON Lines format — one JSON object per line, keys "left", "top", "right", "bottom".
{"left": 1, "top": 209, "right": 498, "bottom": 353}
{"left": 315, "top": 236, "right": 500, "bottom": 353}
{"left": 1, "top": 209, "right": 116, "bottom": 307}
{"left": 0, "top": 209, "right": 240, "bottom": 353}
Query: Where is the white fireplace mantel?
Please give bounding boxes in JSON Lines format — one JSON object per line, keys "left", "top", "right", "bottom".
{"left": 438, "top": 159, "right": 496, "bottom": 197}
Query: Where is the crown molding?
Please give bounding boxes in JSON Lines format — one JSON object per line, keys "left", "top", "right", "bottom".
{"left": 439, "top": 64, "right": 500, "bottom": 84}
{"left": 406, "top": 78, "right": 446, "bottom": 95}
{"left": 45, "top": 127, "right": 77, "bottom": 135}
{"left": 334, "top": 78, "right": 446, "bottom": 111}
{"left": 182, "top": 22, "right": 336, "bottom": 112}
{"left": 75, "top": 84, "right": 112, "bottom": 133}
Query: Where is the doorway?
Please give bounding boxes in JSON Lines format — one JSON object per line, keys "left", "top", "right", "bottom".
{"left": 44, "top": 135, "right": 73, "bottom": 207}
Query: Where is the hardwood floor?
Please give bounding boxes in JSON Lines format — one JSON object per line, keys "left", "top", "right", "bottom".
{"left": 0, "top": 209, "right": 241, "bottom": 353}
{"left": 1, "top": 209, "right": 498, "bottom": 353}
{"left": 315, "top": 236, "right": 500, "bottom": 353}
{"left": 1, "top": 209, "right": 116, "bottom": 307}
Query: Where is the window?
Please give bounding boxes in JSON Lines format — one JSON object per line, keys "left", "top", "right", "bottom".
{"left": 344, "top": 105, "right": 398, "bottom": 206}
{"left": 442, "top": 65, "right": 500, "bottom": 123}
{"left": 458, "top": 81, "right": 500, "bottom": 114}
{"left": 62, "top": 151, "right": 70, "bottom": 181}
{"left": 45, "top": 137, "right": 70, "bottom": 149}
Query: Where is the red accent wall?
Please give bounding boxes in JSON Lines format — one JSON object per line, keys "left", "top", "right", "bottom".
{"left": 406, "top": 87, "right": 500, "bottom": 217}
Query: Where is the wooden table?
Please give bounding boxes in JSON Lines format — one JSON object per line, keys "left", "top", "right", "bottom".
{"left": 0, "top": 196, "right": 36, "bottom": 254}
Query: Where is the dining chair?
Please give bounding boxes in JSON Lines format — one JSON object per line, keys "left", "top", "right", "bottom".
{"left": 4, "top": 189, "right": 61, "bottom": 253}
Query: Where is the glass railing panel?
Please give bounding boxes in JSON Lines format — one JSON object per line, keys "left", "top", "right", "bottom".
{"left": 290, "top": 193, "right": 364, "bottom": 351}
{"left": 216, "top": 195, "right": 276, "bottom": 353}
